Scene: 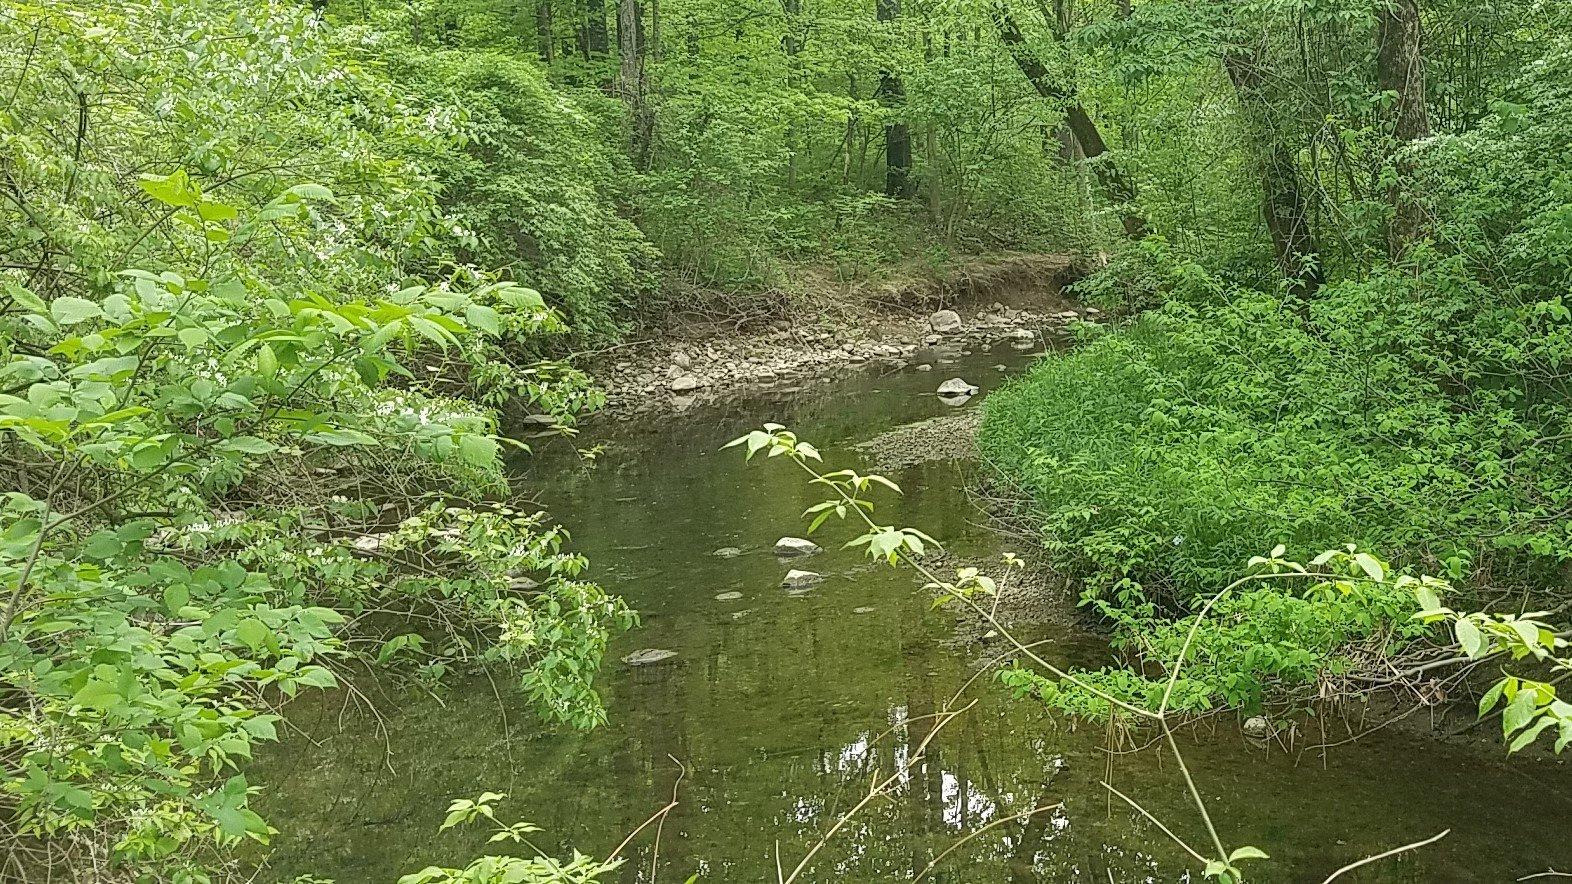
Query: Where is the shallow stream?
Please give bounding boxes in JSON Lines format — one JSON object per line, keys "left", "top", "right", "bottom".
{"left": 257, "top": 346, "right": 1572, "bottom": 882}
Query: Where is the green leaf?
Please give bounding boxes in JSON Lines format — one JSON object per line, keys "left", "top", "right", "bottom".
{"left": 1479, "top": 679, "right": 1508, "bottom": 717}
{"left": 138, "top": 170, "right": 200, "bottom": 207}
{"left": 465, "top": 304, "right": 501, "bottom": 336}
{"left": 1455, "top": 618, "right": 1485, "bottom": 658}
{"left": 50, "top": 297, "right": 103, "bottom": 326}
{"left": 220, "top": 436, "right": 277, "bottom": 455}
{"left": 234, "top": 618, "right": 270, "bottom": 652}
{"left": 256, "top": 343, "right": 278, "bottom": 379}
{"left": 458, "top": 433, "right": 501, "bottom": 466}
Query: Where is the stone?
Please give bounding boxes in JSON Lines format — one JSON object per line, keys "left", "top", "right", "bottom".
{"left": 672, "top": 351, "right": 693, "bottom": 369}
{"left": 937, "top": 378, "right": 979, "bottom": 397}
{"left": 923, "top": 333, "right": 943, "bottom": 345}
{"left": 853, "top": 606, "right": 876, "bottom": 614}
{"left": 622, "top": 649, "right": 678, "bottom": 666}
{"left": 915, "top": 364, "right": 933, "bottom": 372}
{"left": 929, "top": 309, "right": 963, "bottom": 334}
{"left": 994, "top": 364, "right": 1008, "bottom": 372}
{"left": 715, "top": 591, "right": 744, "bottom": 601}
{"left": 774, "top": 536, "right": 822, "bottom": 557}
{"left": 782, "top": 569, "right": 823, "bottom": 589}
{"left": 1243, "top": 716, "right": 1270, "bottom": 739}
{"left": 713, "top": 547, "right": 742, "bottom": 558}
{"left": 670, "top": 375, "right": 700, "bottom": 392}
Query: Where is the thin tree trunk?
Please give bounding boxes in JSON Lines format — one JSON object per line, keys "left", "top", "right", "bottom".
{"left": 617, "top": 0, "right": 653, "bottom": 167}
{"left": 587, "top": 0, "right": 609, "bottom": 58}
{"left": 1377, "top": 0, "right": 1429, "bottom": 254}
{"left": 536, "top": 0, "right": 556, "bottom": 63}
{"left": 1225, "top": 49, "right": 1323, "bottom": 303}
{"left": 877, "top": 0, "right": 915, "bottom": 198}
{"left": 993, "top": 6, "right": 1146, "bottom": 238}
{"left": 783, "top": 0, "right": 802, "bottom": 189}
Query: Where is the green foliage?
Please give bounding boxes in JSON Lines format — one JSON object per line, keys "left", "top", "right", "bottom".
{"left": 0, "top": 0, "right": 630, "bottom": 877}
{"left": 397, "top": 793, "right": 622, "bottom": 884}
{"left": 1000, "top": 548, "right": 1432, "bottom": 718}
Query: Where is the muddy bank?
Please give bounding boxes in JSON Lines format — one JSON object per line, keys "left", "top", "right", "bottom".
{"left": 590, "top": 254, "right": 1091, "bottom": 416}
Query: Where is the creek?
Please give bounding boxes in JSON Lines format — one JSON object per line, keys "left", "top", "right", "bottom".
{"left": 255, "top": 345, "right": 1572, "bottom": 882}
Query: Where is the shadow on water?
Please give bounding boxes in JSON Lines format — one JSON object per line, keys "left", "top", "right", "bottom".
{"left": 254, "top": 346, "right": 1572, "bottom": 883}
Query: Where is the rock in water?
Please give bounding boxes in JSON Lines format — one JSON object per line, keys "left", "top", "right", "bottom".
{"left": 715, "top": 591, "right": 743, "bottom": 601}
{"left": 713, "top": 547, "right": 742, "bottom": 558}
{"left": 774, "top": 536, "right": 822, "bottom": 557}
{"left": 622, "top": 649, "right": 677, "bottom": 666}
{"left": 782, "top": 569, "right": 823, "bottom": 589}
{"left": 670, "top": 375, "right": 700, "bottom": 392}
{"left": 929, "top": 309, "right": 963, "bottom": 334}
{"left": 937, "top": 378, "right": 979, "bottom": 397}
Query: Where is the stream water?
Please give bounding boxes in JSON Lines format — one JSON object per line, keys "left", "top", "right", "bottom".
{"left": 256, "top": 346, "right": 1572, "bottom": 883}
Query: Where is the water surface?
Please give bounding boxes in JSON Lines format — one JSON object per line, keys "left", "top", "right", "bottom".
{"left": 257, "top": 347, "right": 1572, "bottom": 882}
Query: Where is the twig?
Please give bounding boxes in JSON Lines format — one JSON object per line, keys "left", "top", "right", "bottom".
{"left": 914, "top": 802, "right": 1063, "bottom": 882}
{"left": 1100, "top": 780, "right": 1208, "bottom": 866}
{"left": 1320, "top": 830, "right": 1450, "bottom": 883}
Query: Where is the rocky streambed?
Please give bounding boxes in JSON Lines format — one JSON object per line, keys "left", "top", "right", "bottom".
{"left": 592, "top": 302, "right": 1102, "bottom": 416}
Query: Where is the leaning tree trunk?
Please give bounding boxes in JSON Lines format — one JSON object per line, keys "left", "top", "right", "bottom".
{"left": 992, "top": 6, "right": 1146, "bottom": 239}
{"left": 1225, "top": 49, "right": 1324, "bottom": 305}
{"left": 1377, "top": 0, "right": 1429, "bottom": 256}
{"left": 877, "top": 0, "right": 915, "bottom": 198}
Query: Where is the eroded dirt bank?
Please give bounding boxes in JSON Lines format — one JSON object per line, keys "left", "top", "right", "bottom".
{"left": 588, "top": 253, "right": 1097, "bottom": 415}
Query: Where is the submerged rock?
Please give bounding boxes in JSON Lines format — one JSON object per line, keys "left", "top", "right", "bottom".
{"left": 774, "top": 536, "right": 822, "bottom": 557}
{"left": 853, "top": 606, "right": 876, "bottom": 614}
{"left": 715, "top": 591, "right": 743, "bottom": 601}
{"left": 713, "top": 547, "right": 742, "bottom": 558}
{"left": 782, "top": 569, "right": 823, "bottom": 589}
{"left": 622, "top": 649, "right": 678, "bottom": 666}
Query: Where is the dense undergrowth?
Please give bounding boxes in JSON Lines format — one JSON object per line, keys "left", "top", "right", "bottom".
{"left": 982, "top": 34, "right": 1572, "bottom": 719}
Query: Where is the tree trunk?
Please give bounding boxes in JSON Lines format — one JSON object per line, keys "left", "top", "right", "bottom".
{"left": 536, "top": 0, "right": 556, "bottom": 63}
{"left": 877, "top": 0, "right": 915, "bottom": 198}
{"left": 587, "top": 0, "right": 609, "bottom": 57}
{"left": 1225, "top": 50, "right": 1323, "bottom": 303}
{"left": 617, "top": 0, "right": 654, "bottom": 167}
{"left": 1377, "top": 0, "right": 1429, "bottom": 254}
{"left": 992, "top": 7, "right": 1146, "bottom": 238}
{"left": 783, "top": 0, "right": 802, "bottom": 189}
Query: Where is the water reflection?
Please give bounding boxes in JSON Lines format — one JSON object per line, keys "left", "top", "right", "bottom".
{"left": 254, "top": 349, "right": 1572, "bottom": 883}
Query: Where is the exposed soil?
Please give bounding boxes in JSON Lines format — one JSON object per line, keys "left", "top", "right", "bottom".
{"left": 587, "top": 253, "right": 1091, "bottom": 416}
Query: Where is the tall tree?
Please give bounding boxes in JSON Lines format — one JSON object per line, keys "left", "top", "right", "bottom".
{"left": 992, "top": 5, "right": 1146, "bottom": 239}
{"left": 537, "top": 0, "right": 556, "bottom": 63}
{"left": 1224, "top": 45, "right": 1323, "bottom": 302}
{"left": 618, "top": 0, "right": 654, "bottom": 166}
{"left": 877, "top": 0, "right": 915, "bottom": 198}
{"left": 1377, "top": 0, "right": 1430, "bottom": 254}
